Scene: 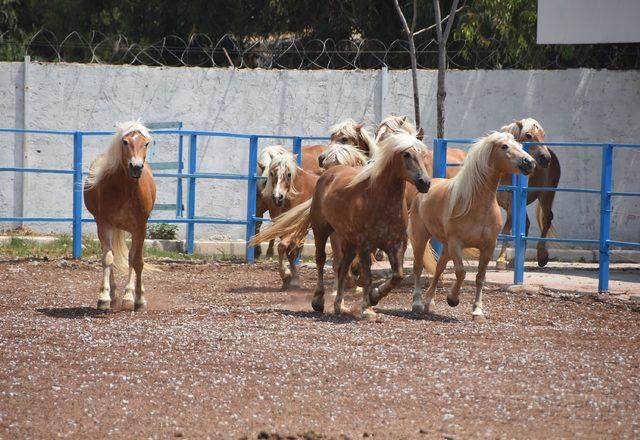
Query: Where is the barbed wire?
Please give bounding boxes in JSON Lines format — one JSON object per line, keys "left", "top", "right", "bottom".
{"left": 1, "top": 29, "right": 638, "bottom": 69}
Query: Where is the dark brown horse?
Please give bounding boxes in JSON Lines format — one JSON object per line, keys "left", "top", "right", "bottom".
{"left": 84, "top": 121, "right": 157, "bottom": 311}
{"left": 496, "top": 118, "right": 560, "bottom": 269}
{"left": 252, "top": 132, "right": 430, "bottom": 318}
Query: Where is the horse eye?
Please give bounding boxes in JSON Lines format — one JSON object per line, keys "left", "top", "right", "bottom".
{"left": 287, "top": 173, "right": 292, "bottom": 178}
{"left": 501, "top": 144, "right": 509, "bottom": 150}
{"left": 341, "top": 137, "right": 348, "bottom": 143}
{"left": 525, "top": 133, "right": 533, "bottom": 139}
{"left": 122, "top": 139, "right": 129, "bottom": 146}
{"left": 144, "top": 142, "right": 150, "bottom": 148}
{"left": 403, "top": 151, "right": 411, "bottom": 158}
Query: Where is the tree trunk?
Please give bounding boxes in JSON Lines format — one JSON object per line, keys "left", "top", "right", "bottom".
{"left": 436, "top": 39, "right": 446, "bottom": 138}
{"left": 393, "top": 0, "right": 420, "bottom": 129}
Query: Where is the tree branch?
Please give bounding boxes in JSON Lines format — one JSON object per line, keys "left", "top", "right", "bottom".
{"left": 432, "top": 0, "right": 443, "bottom": 42}
{"left": 414, "top": 2, "right": 465, "bottom": 37}
{"left": 393, "top": 0, "right": 413, "bottom": 39}
{"left": 443, "top": 0, "right": 461, "bottom": 42}
{"left": 411, "top": 0, "right": 418, "bottom": 34}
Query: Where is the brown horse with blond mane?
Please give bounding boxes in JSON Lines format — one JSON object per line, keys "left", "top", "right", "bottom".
{"left": 410, "top": 132, "right": 536, "bottom": 322}
{"left": 84, "top": 121, "right": 157, "bottom": 312}
{"left": 252, "top": 132, "right": 430, "bottom": 318}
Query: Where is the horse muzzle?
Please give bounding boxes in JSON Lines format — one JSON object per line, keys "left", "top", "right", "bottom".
{"left": 415, "top": 176, "right": 430, "bottom": 193}
{"left": 272, "top": 193, "right": 285, "bottom": 207}
{"left": 518, "top": 157, "right": 536, "bottom": 176}
{"left": 128, "top": 163, "right": 143, "bottom": 179}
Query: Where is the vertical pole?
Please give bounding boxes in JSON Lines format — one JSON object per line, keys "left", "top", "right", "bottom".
{"left": 19, "top": 55, "right": 30, "bottom": 228}
{"left": 293, "top": 136, "right": 302, "bottom": 166}
{"left": 513, "top": 145, "right": 529, "bottom": 284}
{"left": 431, "top": 138, "right": 447, "bottom": 257}
{"left": 72, "top": 132, "right": 83, "bottom": 259}
{"left": 245, "top": 136, "right": 259, "bottom": 263}
{"left": 176, "top": 122, "right": 184, "bottom": 217}
{"left": 186, "top": 134, "right": 197, "bottom": 254}
{"left": 598, "top": 144, "right": 613, "bottom": 293}
{"left": 378, "top": 66, "right": 388, "bottom": 123}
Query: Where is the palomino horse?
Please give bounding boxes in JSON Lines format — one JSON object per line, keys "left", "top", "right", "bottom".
{"left": 318, "top": 143, "right": 369, "bottom": 170}
{"left": 253, "top": 132, "right": 430, "bottom": 318}
{"left": 329, "top": 119, "right": 379, "bottom": 157}
{"left": 262, "top": 152, "right": 319, "bottom": 289}
{"left": 84, "top": 121, "right": 157, "bottom": 311}
{"left": 495, "top": 118, "right": 560, "bottom": 269}
{"left": 409, "top": 132, "right": 535, "bottom": 322}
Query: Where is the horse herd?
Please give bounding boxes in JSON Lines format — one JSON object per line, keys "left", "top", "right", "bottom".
{"left": 83, "top": 117, "right": 560, "bottom": 320}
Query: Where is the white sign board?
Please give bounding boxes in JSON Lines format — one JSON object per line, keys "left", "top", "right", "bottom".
{"left": 537, "top": 0, "right": 640, "bottom": 44}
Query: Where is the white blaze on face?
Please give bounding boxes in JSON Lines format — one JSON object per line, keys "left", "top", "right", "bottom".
{"left": 128, "top": 133, "right": 144, "bottom": 168}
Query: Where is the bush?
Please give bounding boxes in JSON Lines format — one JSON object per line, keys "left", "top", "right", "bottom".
{"left": 146, "top": 224, "right": 178, "bottom": 240}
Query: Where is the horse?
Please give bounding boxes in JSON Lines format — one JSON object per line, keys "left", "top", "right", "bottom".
{"left": 84, "top": 121, "right": 157, "bottom": 312}
{"left": 318, "top": 143, "right": 369, "bottom": 170}
{"left": 495, "top": 118, "right": 561, "bottom": 269}
{"left": 252, "top": 132, "right": 431, "bottom": 319}
{"left": 409, "top": 132, "right": 536, "bottom": 322}
{"left": 329, "top": 119, "right": 379, "bottom": 157}
{"left": 261, "top": 152, "right": 319, "bottom": 289}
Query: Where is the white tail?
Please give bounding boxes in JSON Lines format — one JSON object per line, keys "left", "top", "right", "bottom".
{"left": 249, "top": 199, "right": 313, "bottom": 248}
{"left": 111, "top": 228, "right": 160, "bottom": 273}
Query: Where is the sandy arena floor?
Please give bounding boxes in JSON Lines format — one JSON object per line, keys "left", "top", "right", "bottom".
{"left": 0, "top": 258, "right": 638, "bottom": 439}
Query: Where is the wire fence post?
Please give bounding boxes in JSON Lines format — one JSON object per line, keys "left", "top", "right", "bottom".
{"left": 72, "top": 131, "right": 83, "bottom": 259}
{"left": 513, "top": 144, "right": 529, "bottom": 284}
{"left": 246, "top": 136, "right": 259, "bottom": 263}
{"left": 186, "top": 134, "right": 197, "bottom": 254}
{"left": 431, "top": 138, "right": 447, "bottom": 257}
{"left": 598, "top": 143, "right": 613, "bottom": 293}
{"left": 293, "top": 136, "right": 302, "bottom": 165}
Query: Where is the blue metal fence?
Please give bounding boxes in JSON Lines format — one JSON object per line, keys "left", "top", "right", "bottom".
{"left": 0, "top": 128, "right": 329, "bottom": 263}
{"left": 433, "top": 138, "right": 640, "bottom": 293}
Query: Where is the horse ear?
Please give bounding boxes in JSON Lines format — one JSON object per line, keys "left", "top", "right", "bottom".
{"left": 376, "top": 125, "right": 387, "bottom": 141}
{"left": 416, "top": 127, "right": 425, "bottom": 140}
{"left": 401, "top": 115, "right": 407, "bottom": 122}
{"left": 515, "top": 119, "right": 524, "bottom": 130}
{"left": 354, "top": 124, "right": 364, "bottom": 131}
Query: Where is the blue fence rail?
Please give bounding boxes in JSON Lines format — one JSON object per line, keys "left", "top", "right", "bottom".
{"left": 0, "top": 127, "right": 329, "bottom": 264}
{"left": 2, "top": 128, "right": 638, "bottom": 293}
{"left": 433, "top": 138, "right": 640, "bottom": 293}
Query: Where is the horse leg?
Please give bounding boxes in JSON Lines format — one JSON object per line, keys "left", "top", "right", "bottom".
{"left": 471, "top": 246, "right": 492, "bottom": 323}
{"left": 425, "top": 248, "right": 449, "bottom": 313}
{"left": 96, "top": 223, "right": 115, "bottom": 311}
{"left": 357, "top": 248, "right": 376, "bottom": 319}
{"left": 266, "top": 239, "right": 275, "bottom": 257}
{"left": 334, "top": 243, "right": 356, "bottom": 315}
{"left": 369, "top": 244, "right": 404, "bottom": 307}
{"left": 496, "top": 208, "right": 511, "bottom": 270}
{"left": 410, "top": 218, "right": 430, "bottom": 313}
{"left": 131, "top": 228, "right": 147, "bottom": 311}
{"left": 536, "top": 193, "right": 555, "bottom": 267}
{"left": 286, "top": 242, "right": 301, "bottom": 288}
{"left": 446, "top": 241, "right": 465, "bottom": 307}
{"left": 329, "top": 234, "right": 342, "bottom": 300}
{"left": 312, "top": 228, "right": 331, "bottom": 313}
{"left": 277, "top": 238, "right": 293, "bottom": 290}
{"left": 122, "top": 238, "right": 137, "bottom": 312}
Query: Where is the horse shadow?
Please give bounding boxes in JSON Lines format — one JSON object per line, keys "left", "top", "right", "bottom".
{"left": 261, "top": 308, "right": 361, "bottom": 324}
{"left": 36, "top": 307, "right": 111, "bottom": 319}
{"left": 375, "top": 308, "right": 461, "bottom": 323}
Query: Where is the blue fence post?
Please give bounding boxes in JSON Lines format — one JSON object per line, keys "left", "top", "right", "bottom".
{"left": 186, "top": 134, "right": 197, "bottom": 254}
{"left": 293, "top": 136, "right": 302, "bottom": 166}
{"left": 176, "top": 121, "right": 184, "bottom": 218}
{"left": 512, "top": 144, "right": 530, "bottom": 284}
{"left": 72, "top": 131, "right": 83, "bottom": 259}
{"left": 431, "top": 138, "right": 447, "bottom": 257}
{"left": 598, "top": 143, "right": 613, "bottom": 293}
{"left": 245, "top": 136, "right": 259, "bottom": 263}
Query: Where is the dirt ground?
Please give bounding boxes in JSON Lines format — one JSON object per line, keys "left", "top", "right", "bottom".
{"left": 0, "top": 258, "right": 638, "bottom": 439}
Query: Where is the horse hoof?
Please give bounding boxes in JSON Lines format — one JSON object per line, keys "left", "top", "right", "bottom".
{"left": 472, "top": 313, "right": 486, "bottom": 323}
{"left": 311, "top": 298, "right": 324, "bottom": 313}
{"left": 495, "top": 261, "right": 508, "bottom": 270}
{"left": 361, "top": 307, "right": 377, "bottom": 320}
{"left": 369, "top": 288, "right": 380, "bottom": 306}
{"left": 135, "top": 301, "right": 147, "bottom": 312}
{"left": 96, "top": 300, "right": 111, "bottom": 311}
{"left": 446, "top": 295, "right": 459, "bottom": 307}
{"left": 121, "top": 299, "right": 135, "bottom": 312}
{"left": 374, "top": 250, "right": 385, "bottom": 261}
{"left": 289, "top": 278, "right": 300, "bottom": 288}
{"left": 412, "top": 303, "right": 425, "bottom": 314}
{"left": 281, "top": 275, "right": 292, "bottom": 291}
{"left": 537, "top": 253, "right": 549, "bottom": 267}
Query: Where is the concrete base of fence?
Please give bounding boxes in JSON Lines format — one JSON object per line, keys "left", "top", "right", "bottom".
{"left": 1, "top": 235, "right": 639, "bottom": 264}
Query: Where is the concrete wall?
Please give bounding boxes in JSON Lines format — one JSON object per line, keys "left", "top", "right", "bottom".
{"left": 1, "top": 62, "right": 639, "bottom": 245}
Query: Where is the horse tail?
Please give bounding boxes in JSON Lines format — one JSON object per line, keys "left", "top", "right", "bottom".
{"left": 463, "top": 248, "right": 480, "bottom": 259}
{"left": 422, "top": 240, "right": 438, "bottom": 274}
{"left": 111, "top": 228, "right": 161, "bottom": 273}
{"left": 536, "top": 202, "right": 557, "bottom": 238}
{"left": 249, "top": 199, "right": 313, "bottom": 248}
{"left": 111, "top": 228, "right": 130, "bottom": 273}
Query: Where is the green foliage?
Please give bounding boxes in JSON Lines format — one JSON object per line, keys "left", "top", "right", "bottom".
{"left": 146, "top": 223, "right": 178, "bottom": 240}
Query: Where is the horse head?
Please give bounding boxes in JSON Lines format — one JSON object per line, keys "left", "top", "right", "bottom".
{"left": 502, "top": 118, "right": 551, "bottom": 168}
{"left": 121, "top": 129, "right": 151, "bottom": 179}
{"left": 264, "top": 153, "right": 298, "bottom": 207}
{"left": 489, "top": 132, "right": 536, "bottom": 176}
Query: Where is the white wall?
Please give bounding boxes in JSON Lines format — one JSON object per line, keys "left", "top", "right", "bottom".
{"left": 0, "top": 62, "right": 639, "bottom": 244}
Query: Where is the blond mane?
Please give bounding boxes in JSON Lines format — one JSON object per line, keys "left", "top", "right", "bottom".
{"left": 375, "top": 115, "right": 417, "bottom": 142}
{"left": 85, "top": 120, "right": 151, "bottom": 189}
{"left": 263, "top": 152, "right": 299, "bottom": 198}
{"left": 348, "top": 132, "right": 427, "bottom": 188}
{"left": 329, "top": 118, "right": 379, "bottom": 156}
{"left": 501, "top": 118, "right": 545, "bottom": 141}
{"left": 321, "top": 143, "right": 368, "bottom": 169}
{"left": 444, "top": 131, "right": 515, "bottom": 219}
